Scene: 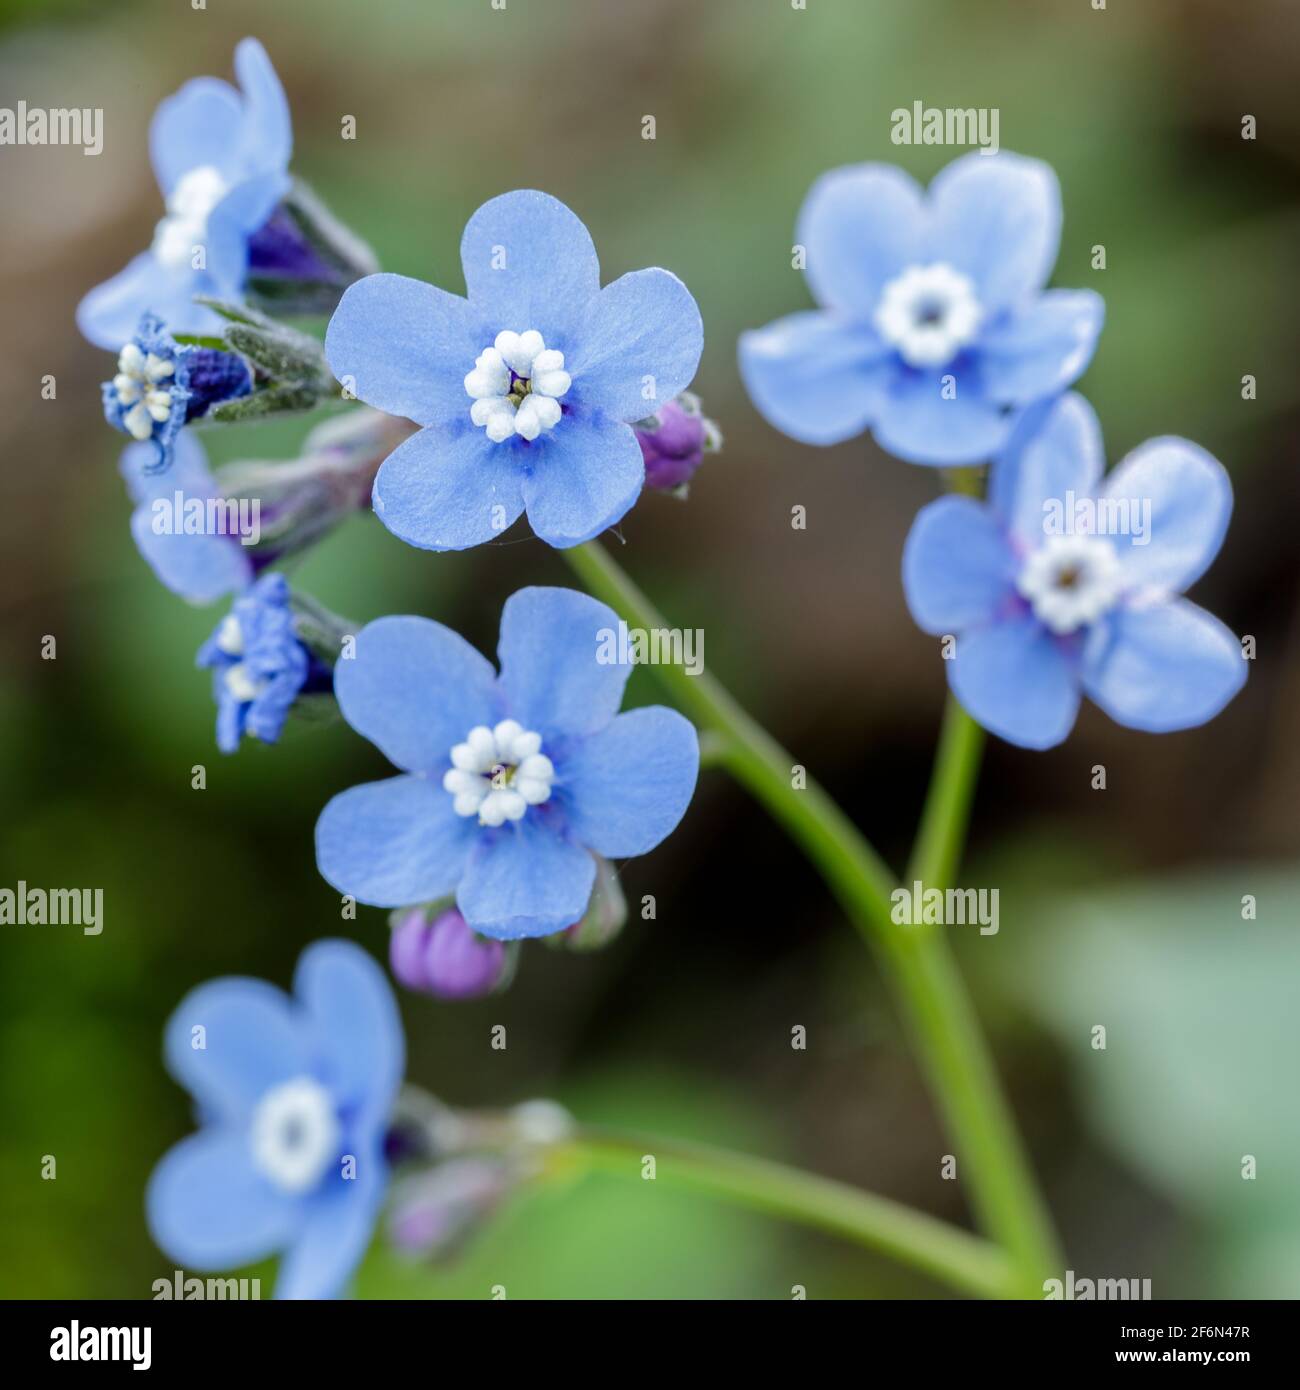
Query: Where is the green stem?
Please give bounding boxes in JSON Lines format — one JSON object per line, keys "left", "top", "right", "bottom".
{"left": 906, "top": 694, "right": 985, "bottom": 890}
{"left": 561, "top": 540, "right": 1059, "bottom": 1296}
{"left": 558, "top": 1127, "right": 1018, "bottom": 1299}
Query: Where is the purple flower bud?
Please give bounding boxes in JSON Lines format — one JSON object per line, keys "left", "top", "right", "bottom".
{"left": 388, "top": 908, "right": 434, "bottom": 992}
{"left": 388, "top": 908, "right": 510, "bottom": 1000}
{"left": 635, "top": 392, "right": 721, "bottom": 492}
{"left": 387, "top": 1158, "right": 515, "bottom": 1261}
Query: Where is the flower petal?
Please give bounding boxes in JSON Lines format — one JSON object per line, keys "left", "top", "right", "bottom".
{"left": 232, "top": 37, "right": 292, "bottom": 179}
{"left": 496, "top": 586, "right": 630, "bottom": 740}
{"left": 950, "top": 612, "right": 1081, "bottom": 750}
{"left": 147, "top": 1129, "right": 296, "bottom": 1271}
{"left": 206, "top": 171, "right": 291, "bottom": 292}
{"left": 274, "top": 1145, "right": 386, "bottom": 1300}
{"left": 164, "top": 976, "right": 312, "bottom": 1123}
{"left": 294, "top": 941, "right": 403, "bottom": 1132}
{"left": 371, "top": 425, "right": 525, "bottom": 551}
{"left": 459, "top": 190, "right": 600, "bottom": 340}
{"left": 77, "top": 253, "right": 223, "bottom": 350}
{"left": 988, "top": 392, "right": 1104, "bottom": 548}
{"left": 566, "top": 269, "right": 703, "bottom": 422}
{"left": 978, "top": 290, "right": 1104, "bottom": 406}
{"left": 738, "top": 311, "right": 893, "bottom": 446}
{"left": 560, "top": 707, "right": 699, "bottom": 858}
{"left": 124, "top": 435, "right": 253, "bottom": 604}
{"left": 1082, "top": 599, "right": 1246, "bottom": 733}
{"left": 872, "top": 364, "right": 1014, "bottom": 466}
{"left": 149, "top": 77, "right": 243, "bottom": 194}
{"left": 902, "top": 496, "right": 1017, "bottom": 634}
{"left": 456, "top": 818, "right": 596, "bottom": 940}
{"left": 926, "top": 152, "right": 1061, "bottom": 311}
{"left": 120, "top": 432, "right": 210, "bottom": 504}
{"left": 325, "top": 274, "right": 486, "bottom": 428}
{"left": 334, "top": 615, "right": 498, "bottom": 774}
{"left": 315, "top": 775, "right": 477, "bottom": 908}
{"left": 520, "top": 413, "right": 644, "bottom": 548}
{"left": 797, "top": 163, "right": 925, "bottom": 316}
{"left": 1099, "top": 437, "right": 1233, "bottom": 594}
{"left": 129, "top": 525, "right": 248, "bottom": 606}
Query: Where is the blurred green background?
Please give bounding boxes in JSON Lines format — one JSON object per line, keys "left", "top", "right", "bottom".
{"left": 1, "top": 0, "right": 1297, "bottom": 1299}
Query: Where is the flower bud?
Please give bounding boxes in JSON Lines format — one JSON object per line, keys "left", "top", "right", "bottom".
{"left": 213, "top": 409, "right": 415, "bottom": 568}
{"left": 386, "top": 1158, "right": 515, "bottom": 1261}
{"left": 389, "top": 907, "right": 513, "bottom": 1000}
{"left": 548, "top": 854, "right": 627, "bottom": 952}
{"left": 246, "top": 178, "right": 380, "bottom": 316}
{"left": 634, "top": 391, "right": 722, "bottom": 494}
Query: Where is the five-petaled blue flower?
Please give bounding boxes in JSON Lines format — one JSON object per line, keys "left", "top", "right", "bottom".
{"left": 77, "top": 38, "right": 291, "bottom": 350}
{"left": 120, "top": 430, "right": 254, "bottom": 603}
{"left": 324, "top": 190, "right": 704, "bottom": 550}
{"left": 198, "top": 573, "right": 320, "bottom": 753}
{"left": 103, "top": 314, "right": 250, "bottom": 469}
{"left": 902, "top": 393, "right": 1246, "bottom": 749}
{"left": 315, "top": 587, "right": 700, "bottom": 938}
{"left": 146, "top": 939, "right": 403, "bottom": 1301}
{"left": 739, "top": 152, "right": 1103, "bottom": 467}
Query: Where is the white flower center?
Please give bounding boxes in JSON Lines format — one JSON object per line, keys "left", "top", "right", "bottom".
{"left": 249, "top": 1076, "right": 340, "bottom": 1195}
{"left": 874, "top": 263, "right": 982, "bottom": 368}
{"left": 216, "top": 614, "right": 244, "bottom": 655}
{"left": 224, "top": 663, "right": 265, "bottom": 703}
{"left": 1017, "top": 534, "right": 1124, "bottom": 635}
{"left": 152, "top": 164, "right": 230, "bottom": 270}
{"left": 112, "top": 340, "right": 176, "bottom": 440}
{"left": 443, "top": 719, "right": 555, "bottom": 826}
{"left": 464, "top": 330, "right": 571, "bottom": 443}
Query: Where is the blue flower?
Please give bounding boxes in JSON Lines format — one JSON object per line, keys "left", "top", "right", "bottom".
{"left": 147, "top": 939, "right": 403, "bottom": 1300}
{"left": 102, "top": 314, "right": 250, "bottom": 469}
{"left": 902, "top": 393, "right": 1247, "bottom": 749}
{"left": 77, "top": 38, "right": 291, "bottom": 350}
{"left": 120, "top": 430, "right": 255, "bottom": 603}
{"left": 198, "top": 573, "right": 317, "bottom": 753}
{"left": 315, "top": 587, "right": 700, "bottom": 939}
{"left": 324, "top": 190, "right": 704, "bottom": 550}
{"left": 738, "top": 152, "right": 1104, "bottom": 466}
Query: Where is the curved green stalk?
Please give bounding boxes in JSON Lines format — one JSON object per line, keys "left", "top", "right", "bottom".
{"left": 561, "top": 539, "right": 1059, "bottom": 1296}
{"left": 556, "top": 1127, "right": 1018, "bottom": 1299}
{"left": 906, "top": 694, "right": 985, "bottom": 890}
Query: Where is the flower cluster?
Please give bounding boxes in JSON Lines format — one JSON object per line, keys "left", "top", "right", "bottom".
{"left": 84, "top": 33, "right": 1251, "bottom": 1301}
{"left": 741, "top": 151, "right": 1245, "bottom": 743}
